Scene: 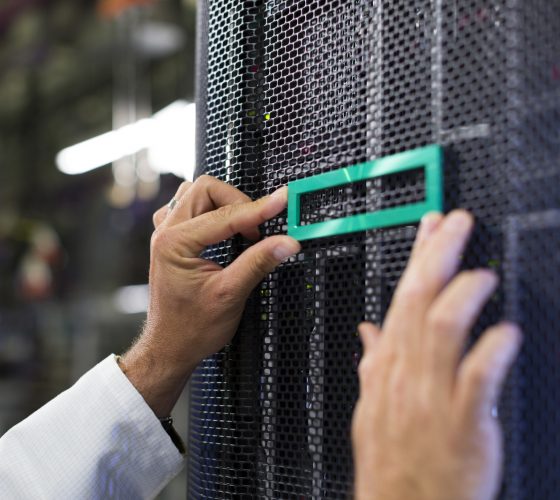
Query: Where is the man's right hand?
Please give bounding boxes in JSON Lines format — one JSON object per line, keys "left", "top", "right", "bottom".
{"left": 120, "top": 175, "right": 301, "bottom": 418}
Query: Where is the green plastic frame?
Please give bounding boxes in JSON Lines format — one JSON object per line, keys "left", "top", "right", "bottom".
{"left": 287, "top": 144, "right": 443, "bottom": 241}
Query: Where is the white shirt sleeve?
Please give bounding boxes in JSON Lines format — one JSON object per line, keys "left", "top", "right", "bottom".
{"left": 0, "top": 354, "right": 185, "bottom": 499}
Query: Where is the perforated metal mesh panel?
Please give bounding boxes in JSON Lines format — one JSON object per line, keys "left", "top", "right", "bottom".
{"left": 189, "top": 1, "right": 560, "bottom": 498}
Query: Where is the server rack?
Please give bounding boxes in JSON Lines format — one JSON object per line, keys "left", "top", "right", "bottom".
{"left": 189, "top": 1, "right": 560, "bottom": 498}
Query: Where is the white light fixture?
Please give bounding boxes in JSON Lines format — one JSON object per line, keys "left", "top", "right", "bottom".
{"left": 56, "top": 100, "right": 196, "bottom": 180}
{"left": 113, "top": 284, "right": 149, "bottom": 315}
{"left": 148, "top": 100, "right": 196, "bottom": 180}
{"left": 133, "top": 22, "right": 185, "bottom": 58}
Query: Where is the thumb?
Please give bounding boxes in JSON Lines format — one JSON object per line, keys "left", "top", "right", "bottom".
{"left": 455, "top": 322, "right": 522, "bottom": 426}
{"left": 358, "top": 322, "right": 382, "bottom": 356}
{"left": 356, "top": 322, "right": 383, "bottom": 394}
{"left": 221, "top": 235, "right": 301, "bottom": 297}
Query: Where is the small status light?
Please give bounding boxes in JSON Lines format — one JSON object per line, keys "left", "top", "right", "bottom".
{"left": 264, "top": 113, "right": 271, "bottom": 121}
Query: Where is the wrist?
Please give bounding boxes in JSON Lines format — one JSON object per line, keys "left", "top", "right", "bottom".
{"left": 118, "top": 339, "right": 194, "bottom": 418}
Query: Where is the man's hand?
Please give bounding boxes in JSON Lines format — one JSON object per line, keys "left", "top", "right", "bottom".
{"left": 120, "top": 176, "right": 301, "bottom": 417}
{"left": 352, "top": 211, "right": 521, "bottom": 500}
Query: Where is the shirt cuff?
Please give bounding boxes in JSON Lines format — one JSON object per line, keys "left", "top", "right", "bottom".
{"left": 0, "top": 353, "right": 185, "bottom": 499}
{"left": 72, "top": 354, "right": 186, "bottom": 496}
{"left": 99, "top": 353, "right": 186, "bottom": 477}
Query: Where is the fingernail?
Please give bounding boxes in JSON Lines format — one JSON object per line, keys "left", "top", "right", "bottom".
{"left": 446, "top": 210, "right": 473, "bottom": 231}
{"left": 270, "top": 186, "right": 288, "bottom": 203}
{"left": 417, "top": 212, "right": 441, "bottom": 240}
{"left": 503, "top": 322, "right": 523, "bottom": 344}
{"left": 261, "top": 186, "right": 289, "bottom": 221}
{"left": 273, "top": 240, "right": 300, "bottom": 261}
{"left": 475, "top": 268, "right": 498, "bottom": 282}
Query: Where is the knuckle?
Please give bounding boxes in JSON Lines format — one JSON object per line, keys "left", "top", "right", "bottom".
{"left": 396, "top": 279, "right": 428, "bottom": 305}
{"left": 358, "top": 357, "right": 373, "bottom": 380}
{"left": 358, "top": 360, "right": 378, "bottom": 395}
{"left": 466, "top": 362, "right": 493, "bottom": 389}
{"left": 196, "top": 174, "right": 213, "bottom": 188}
{"left": 212, "top": 280, "right": 240, "bottom": 306}
{"left": 214, "top": 204, "right": 234, "bottom": 220}
{"left": 150, "top": 228, "right": 168, "bottom": 252}
{"left": 427, "top": 308, "right": 458, "bottom": 333}
{"left": 249, "top": 251, "right": 274, "bottom": 277}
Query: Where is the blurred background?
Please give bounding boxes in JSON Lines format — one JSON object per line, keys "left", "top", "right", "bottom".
{"left": 0, "top": 0, "right": 196, "bottom": 497}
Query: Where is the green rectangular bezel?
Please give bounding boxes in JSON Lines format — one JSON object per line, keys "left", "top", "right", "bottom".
{"left": 287, "top": 144, "right": 443, "bottom": 241}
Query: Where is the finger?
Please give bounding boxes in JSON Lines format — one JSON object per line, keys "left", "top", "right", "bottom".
{"left": 175, "top": 180, "right": 194, "bottom": 199}
{"left": 169, "top": 180, "right": 194, "bottom": 218}
{"left": 218, "top": 235, "right": 301, "bottom": 299}
{"left": 357, "top": 322, "right": 383, "bottom": 393}
{"left": 424, "top": 270, "right": 498, "bottom": 395}
{"left": 153, "top": 181, "right": 192, "bottom": 229}
{"left": 409, "top": 212, "right": 444, "bottom": 261}
{"left": 454, "top": 323, "right": 522, "bottom": 426}
{"left": 168, "top": 175, "right": 259, "bottom": 241}
{"left": 357, "top": 323, "right": 393, "bottom": 408}
{"left": 358, "top": 322, "right": 382, "bottom": 357}
{"left": 173, "top": 186, "right": 289, "bottom": 257}
{"left": 409, "top": 210, "right": 474, "bottom": 295}
{"left": 383, "top": 210, "right": 474, "bottom": 346}
{"left": 153, "top": 205, "right": 167, "bottom": 229}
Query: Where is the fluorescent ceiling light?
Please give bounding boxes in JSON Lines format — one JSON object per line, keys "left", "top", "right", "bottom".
{"left": 56, "top": 100, "right": 195, "bottom": 180}
{"left": 113, "top": 284, "right": 149, "bottom": 315}
{"left": 148, "top": 100, "right": 196, "bottom": 179}
{"left": 56, "top": 120, "right": 152, "bottom": 175}
{"left": 133, "top": 22, "right": 185, "bottom": 58}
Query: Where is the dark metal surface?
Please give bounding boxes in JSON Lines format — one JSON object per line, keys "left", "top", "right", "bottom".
{"left": 190, "top": 1, "right": 560, "bottom": 498}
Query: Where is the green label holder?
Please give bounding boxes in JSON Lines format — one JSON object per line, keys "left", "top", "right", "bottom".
{"left": 287, "top": 144, "right": 443, "bottom": 241}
